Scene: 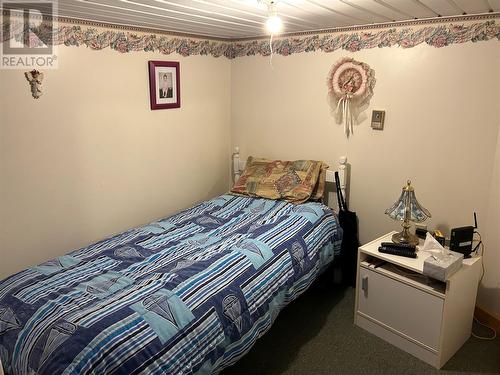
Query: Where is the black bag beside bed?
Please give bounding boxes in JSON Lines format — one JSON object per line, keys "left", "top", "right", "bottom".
{"left": 335, "top": 171, "right": 360, "bottom": 287}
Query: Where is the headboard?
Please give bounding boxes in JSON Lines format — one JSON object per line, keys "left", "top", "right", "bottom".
{"left": 231, "top": 147, "right": 350, "bottom": 207}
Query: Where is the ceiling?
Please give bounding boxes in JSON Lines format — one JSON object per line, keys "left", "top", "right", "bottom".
{"left": 38, "top": 0, "right": 500, "bottom": 39}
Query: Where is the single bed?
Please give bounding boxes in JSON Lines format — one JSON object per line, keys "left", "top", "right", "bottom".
{"left": 0, "top": 156, "right": 348, "bottom": 375}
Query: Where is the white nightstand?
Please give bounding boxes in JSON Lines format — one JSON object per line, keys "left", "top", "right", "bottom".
{"left": 354, "top": 231, "right": 482, "bottom": 369}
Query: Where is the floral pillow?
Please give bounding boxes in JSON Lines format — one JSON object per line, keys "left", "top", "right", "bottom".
{"left": 231, "top": 157, "right": 328, "bottom": 204}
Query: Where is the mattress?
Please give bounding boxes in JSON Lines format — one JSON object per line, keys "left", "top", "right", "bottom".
{"left": 0, "top": 194, "right": 342, "bottom": 375}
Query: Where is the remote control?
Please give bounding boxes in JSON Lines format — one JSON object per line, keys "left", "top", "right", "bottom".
{"left": 381, "top": 242, "right": 416, "bottom": 251}
{"left": 378, "top": 246, "right": 417, "bottom": 258}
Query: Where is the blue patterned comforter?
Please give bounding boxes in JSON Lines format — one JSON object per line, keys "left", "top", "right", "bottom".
{"left": 0, "top": 194, "right": 342, "bottom": 375}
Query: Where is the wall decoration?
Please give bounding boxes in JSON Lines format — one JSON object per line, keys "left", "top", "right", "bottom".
{"left": 148, "top": 61, "right": 180, "bottom": 110}
{"left": 24, "top": 70, "right": 44, "bottom": 99}
{"left": 1, "top": 15, "right": 498, "bottom": 59}
{"left": 230, "top": 19, "right": 499, "bottom": 58}
{"left": 327, "top": 58, "right": 375, "bottom": 137}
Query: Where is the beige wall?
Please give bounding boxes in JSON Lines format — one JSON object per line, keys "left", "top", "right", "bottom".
{"left": 0, "top": 47, "right": 231, "bottom": 279}
{"left": 230, "top": 42, "right": 500, "bottom": 315}
{"left": 0, "top": 28, "right": 498, "bottom": 316}
{"left": 479, "top": 120, "right": 500, "bottom": 317}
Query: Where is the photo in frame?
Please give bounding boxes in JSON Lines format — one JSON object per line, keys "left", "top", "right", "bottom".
{"left": 148, "top": 61, "right": 180, "bottom": 110}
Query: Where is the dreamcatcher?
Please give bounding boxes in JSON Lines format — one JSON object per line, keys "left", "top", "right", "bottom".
{"left": 327, "top": 57, "right": 375, "bottom": 137}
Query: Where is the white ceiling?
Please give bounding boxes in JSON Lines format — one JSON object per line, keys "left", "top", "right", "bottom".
{"left": 41, "top": 0, "right": 500, "bottom": 39}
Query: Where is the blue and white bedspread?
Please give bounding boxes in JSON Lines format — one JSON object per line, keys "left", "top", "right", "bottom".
{"left": 0, "top": 194, "right": 342, "bottom": 375}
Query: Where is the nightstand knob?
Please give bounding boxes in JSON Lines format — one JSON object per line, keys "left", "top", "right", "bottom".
{"left": 361, "top": 276, "right": 368, "bottom": 296}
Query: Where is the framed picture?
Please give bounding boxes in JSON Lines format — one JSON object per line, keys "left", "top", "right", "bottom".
{"left": 148, "top": 61, "right": 180, "bottom": 110}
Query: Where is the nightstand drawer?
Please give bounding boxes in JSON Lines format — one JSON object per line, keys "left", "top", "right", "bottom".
{"left": 358, "top": 266, "right": 444, "bottom": 350}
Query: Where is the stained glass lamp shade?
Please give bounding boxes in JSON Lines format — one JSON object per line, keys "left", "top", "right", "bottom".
{"left": 385, "top": 180, "right": 431, "bottom": 246}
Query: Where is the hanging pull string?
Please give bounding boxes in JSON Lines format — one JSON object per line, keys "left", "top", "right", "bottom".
{"left": 269, "top": 33, "right": 274, "bottom": 69}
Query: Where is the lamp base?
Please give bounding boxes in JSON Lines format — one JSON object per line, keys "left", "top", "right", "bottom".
{"left": 392, "top": 231, "right": 419, "bottom": 246}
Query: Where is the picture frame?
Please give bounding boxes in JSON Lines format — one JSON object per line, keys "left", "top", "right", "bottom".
{"left": 148, "top": 61, "right": 180, "bottom": 110}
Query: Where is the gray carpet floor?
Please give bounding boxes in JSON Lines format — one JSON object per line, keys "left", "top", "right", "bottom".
{"left": 222, "top": 282, "right": 500, "bottom": 375}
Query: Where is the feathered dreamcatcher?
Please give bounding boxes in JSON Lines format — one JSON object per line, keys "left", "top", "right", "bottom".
{"left": 327, "top": 58, "right": 375, "bottom": 137}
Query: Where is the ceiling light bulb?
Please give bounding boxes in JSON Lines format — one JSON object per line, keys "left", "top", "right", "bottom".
{"left": 266, "top": 15, "right": 283, "bottom": 33}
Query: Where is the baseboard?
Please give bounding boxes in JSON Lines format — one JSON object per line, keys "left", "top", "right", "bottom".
{"left": 474, "top": 305, "right": 500, "bottom": 333}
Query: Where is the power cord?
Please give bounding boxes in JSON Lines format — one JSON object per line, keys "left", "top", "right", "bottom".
{"left": 471, "top": 230, "right": 497, "bottom": 340}
{"left": 472, "top": 316, "right": 497, "bottom": 340}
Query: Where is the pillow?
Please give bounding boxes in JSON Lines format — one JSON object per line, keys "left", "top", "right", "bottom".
{"left": 231, "top": 156, "right": 329, "bottom": 204}
{"left": 310, "top": 162, "right": 329, "bottom": 202}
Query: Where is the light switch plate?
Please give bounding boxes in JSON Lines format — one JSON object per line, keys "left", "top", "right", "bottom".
{"left": 371, "top": 110, "right": 385, "bottom": 130}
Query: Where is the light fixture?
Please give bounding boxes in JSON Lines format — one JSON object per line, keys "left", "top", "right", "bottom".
{"left": 385, "top": 180, "right": 431, "bottom": 246}
{"left": 259, "top": 0, "right": 283, "bottom": 34}
{"left": 266, "top": 14, "right": 283, "bottom": 33}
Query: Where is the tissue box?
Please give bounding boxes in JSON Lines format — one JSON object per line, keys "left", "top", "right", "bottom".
{"left": 423, "top": 250, "right": 464, "bottom": 281}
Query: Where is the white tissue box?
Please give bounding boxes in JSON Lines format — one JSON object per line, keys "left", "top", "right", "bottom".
{"left": 422, "top": 250, "right": 464, "bottom": 281}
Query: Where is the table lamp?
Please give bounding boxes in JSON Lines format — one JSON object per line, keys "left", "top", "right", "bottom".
{"left": 385, "top": 180, "right": 431, "bottom": 246}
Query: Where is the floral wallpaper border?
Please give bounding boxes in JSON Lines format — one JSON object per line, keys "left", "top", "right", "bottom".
{"left": 2, "top": 16, "right": 499, "bottom": 59}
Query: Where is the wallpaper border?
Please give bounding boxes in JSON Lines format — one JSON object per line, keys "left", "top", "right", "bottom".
{"left": 1, "top": 13, "right": 499, "bottom": 59}
{"left": 233, "top": 13, "right": 500, "bottom": 40}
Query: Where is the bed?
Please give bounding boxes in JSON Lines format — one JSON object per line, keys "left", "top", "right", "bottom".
{"left": 0, "top": 155, "right": 348, "bottom": 375}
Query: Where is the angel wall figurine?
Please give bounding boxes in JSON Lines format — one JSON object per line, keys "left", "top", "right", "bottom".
{"left": 25, "top": 70, "right": 44, "bottom": 99}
